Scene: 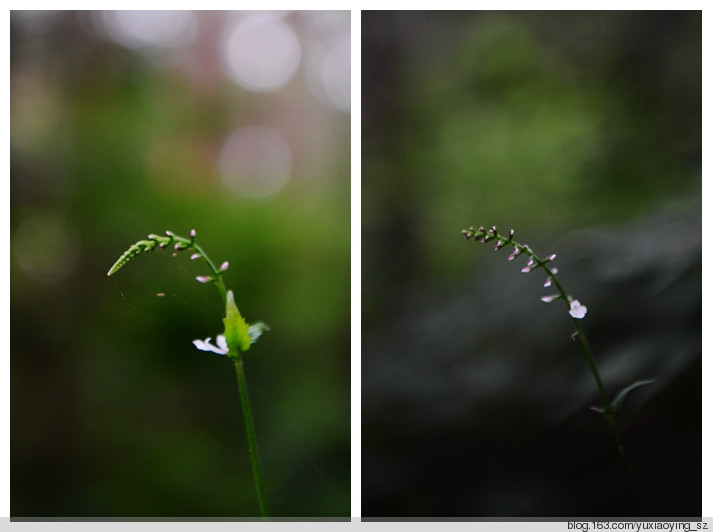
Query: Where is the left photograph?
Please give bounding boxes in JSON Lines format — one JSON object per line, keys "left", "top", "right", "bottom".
{"left": 10, "top": 10, "right": 351, "bottom": 520}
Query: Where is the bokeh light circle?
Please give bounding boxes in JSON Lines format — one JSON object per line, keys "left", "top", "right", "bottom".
{"left": 221, "top": 14, "right": 301, "bottom": 92}
{"left": 218, "top": 126, "right": 292, "bottom": 198}
{"left": 314, "top": 36, "right": 351, "bottom": 111}
{"left": 99, "top": 10, "right": 197, "bottom": 51}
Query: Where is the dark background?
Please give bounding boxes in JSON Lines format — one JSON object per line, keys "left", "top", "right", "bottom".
{"left": 11, "top": 11, "right": 350, "bottom": 518}
{"left": 362, "top": 11, "right": 701, "bottom": 518}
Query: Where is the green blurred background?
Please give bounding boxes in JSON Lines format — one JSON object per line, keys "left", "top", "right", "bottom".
{"left": 362, "top": 11, "right": 700, "bottom": 518}
{"left": 11, "top": 11, "right": 350, "bottom": 518}
{"left": 362, "top": 10, "right": 700, "bottom": 310}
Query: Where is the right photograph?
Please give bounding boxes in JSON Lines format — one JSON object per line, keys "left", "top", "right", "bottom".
{"left": 361, "top": 11, "right": 701, "bottom": 519}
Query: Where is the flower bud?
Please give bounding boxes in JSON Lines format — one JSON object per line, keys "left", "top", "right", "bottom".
{"left": 507, "top": 247, "right": 521, "bottom": 261}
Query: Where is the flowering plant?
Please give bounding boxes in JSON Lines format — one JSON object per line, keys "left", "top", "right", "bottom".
{"left": 462, "top": 225, "right": 653, "bottom": 515}
{"left": 108, "top": 229, "right": 270, "bottom": 519}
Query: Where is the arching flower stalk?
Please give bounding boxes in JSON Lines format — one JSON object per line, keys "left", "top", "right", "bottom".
{"left": 462, "top": 225, "right": 652, "bottom": 515}
{"left": 108, "top": 229, "right": 270, "bottom": 519}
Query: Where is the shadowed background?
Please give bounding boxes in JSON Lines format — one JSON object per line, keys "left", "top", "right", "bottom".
{"left": 11, "top": 10, "right": 350, "bottom": 518}
{"left": 362, "top": 11, "right": 701, "bottom": 518}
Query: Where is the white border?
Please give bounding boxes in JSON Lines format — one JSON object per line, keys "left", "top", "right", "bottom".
{"left": 5, "top": 5, "right": 709, "bottom": 525}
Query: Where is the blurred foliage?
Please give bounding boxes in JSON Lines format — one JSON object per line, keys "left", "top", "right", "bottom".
{"left": 11, "top": 11, "right": 349, "bottom": 518}
{"left": 362, "top": 11, "right": 700, "bottom": 327}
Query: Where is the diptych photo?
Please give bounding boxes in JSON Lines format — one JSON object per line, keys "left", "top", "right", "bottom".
{"left": 9, "top": 8, "right": 703, "bottom": 524}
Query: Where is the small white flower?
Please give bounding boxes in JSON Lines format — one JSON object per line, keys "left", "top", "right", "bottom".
{"left": 192, "top": 335, "right": 229, "bottom": 355}
{"left": 568, "top": 300, "right": 587, "bottom": 319}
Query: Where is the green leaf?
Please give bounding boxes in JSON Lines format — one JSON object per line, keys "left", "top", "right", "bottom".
{"left": 611, "top": 379, "right": 655, "bottom": 412}
{"left": 248, "top": 322, "right": 270, "bottom": 345}
{"left": 223, "top": 290, "right": 252, "bottom": 354}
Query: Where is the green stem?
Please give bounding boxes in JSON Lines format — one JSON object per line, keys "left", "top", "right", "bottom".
{"left": 190, "top": 241, "right": 228, "bottom": 305}
{"left": 108, "top": 230, "right": 269, "bottom": 517}
{"left": 542, "top": 266, "right": 611, "bottom": 413}
{"left": 233, "top": 356, "right": 270, "bottom": 520}
{"left": 176, "top": 232, "right": 269, "bottom": 518}
{"left": 169, "top": 233, "right": 227, "bottom": 306}
{"left": 463, "top": 228, "right": 643, "bottom": 515}
{"left": 541, "top": 263, "right": 643, "bottom": 516}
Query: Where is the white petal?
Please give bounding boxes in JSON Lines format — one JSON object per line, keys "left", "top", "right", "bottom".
{"left": 216, "top": 334, "right": 228, "bottom": 352}
{"left": 192, "top": 336, "right": 228, "bottom": 355}
{"left": 192, "top": 337, "right": 211, "bottom": 351}
{"left": 568, "top": 300, "right": 587, "bottom": 319}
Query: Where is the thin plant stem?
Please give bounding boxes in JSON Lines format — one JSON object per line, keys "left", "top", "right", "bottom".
{"left": 187, "top": 236, "right": 270, "bottom": 519}
{"left": 107, "top": 229, "right": 270, "bottom": 518}
{"left": 462, "top": 226, "right": 644, "bottom": 515}
{"left": 544, "top": 265, "right": 643, "bottom": 515}
{"left": 232, "top": 356, "right": 270, "bottom": 520}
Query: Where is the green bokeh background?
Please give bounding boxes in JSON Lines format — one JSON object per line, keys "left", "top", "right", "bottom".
{"left": 11, "top": 11, "right": 350, "bottom": 519}
{"left": 363, "top": 10, "right": 700, "bottom": 312}
{"left": 362, "top": 11, "right": 700, "bottom": 517}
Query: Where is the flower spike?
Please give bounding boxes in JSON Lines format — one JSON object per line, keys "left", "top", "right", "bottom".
{"left": 462, "top": 223, "right": 650, "bottom": 511}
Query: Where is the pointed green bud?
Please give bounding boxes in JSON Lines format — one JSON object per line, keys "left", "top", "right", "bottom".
{"left": 223, "top": 290, "right": 251, "bottom": 355}
{"left": 107, "top": 239, "right": 158, "bottom": 276}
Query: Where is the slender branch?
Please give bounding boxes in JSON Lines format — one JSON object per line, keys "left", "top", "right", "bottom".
{"left": 107, "top": 229, "right": 269, "bottom": 517}
{"left": 233, "top": 357, "right": 270, "bottom": 520}
{"left": 463, "top": 225, "right": 644, "bottom": 515}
